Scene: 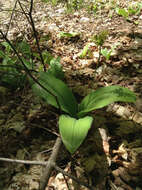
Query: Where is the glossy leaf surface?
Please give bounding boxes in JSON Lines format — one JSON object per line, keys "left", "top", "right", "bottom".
{"left": 78, "top": 85, "right": 136, "bottom": 117}
{"left": 59, "top": 115, "right": 93, "bottom": 154}
{"left": 32, "top": 72, "right": 78, "bottom": 117}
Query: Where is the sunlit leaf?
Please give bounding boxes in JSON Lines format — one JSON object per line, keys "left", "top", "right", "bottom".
{"left": 32, "top": 72, "right": 78, "bottom": 117}
{"left": 78, "top": 85, "right": 136, "bottom": 117}
{"left": 59, "top": 32, "right": 80, "bottom": 38}
{"left": 79, "top": 44, "right": 91, "bottom": 59}
{"left": 116, "top": 7, "right": 129, "bottom": 18}
{"left": 59, "top": 115, "right": 93, "bottom": 154}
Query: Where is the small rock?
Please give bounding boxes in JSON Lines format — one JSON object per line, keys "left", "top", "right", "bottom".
{"left": 139, "top": 15, "right": 142, "bottom": 20}
{"left": 48, "top": 23, "right": 58, "bottom": 32}
{"left": 55, "top": 8, "right": 65, "bottom": 14}
{"left": 80, "top": 17, "right": 90, "bottom": 23}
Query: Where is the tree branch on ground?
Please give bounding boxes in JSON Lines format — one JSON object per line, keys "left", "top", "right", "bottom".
{"left": 28, "top": 0, "right": 46, "bottom": 72}
{"left": 39, "top": 137, "right": 62, "bottom": 190}
{"left": 0, "top": 153, "right": 94, "bottom": 190}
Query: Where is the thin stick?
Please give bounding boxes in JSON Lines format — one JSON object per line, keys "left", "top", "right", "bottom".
{"left": 62, "top": 173, "right": 71, "bottom": 190}
{"left": 0, "top": 157, "right": 46, "bottom": 165}
{"left": 6, "top": 0, "right": 18, "bottom": 36}
{"left": 28, "top": 0, "right": 46, "bottom": 72}
{"left": 53, "top": 163, "right": 94, "bottom": 190}
{"left": 0, "top": 156, "right": 94, "bottom": 190}
{"left": 17, "top": 0, "right": 31, "bottom": 24}
{"left": 39, "top": 137, "right": 62, "bottom": 190}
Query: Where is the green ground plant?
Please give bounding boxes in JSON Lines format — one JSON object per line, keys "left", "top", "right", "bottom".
{"left": 0, "top": 0, "right": 137, "bottom": 156}
{"left": 79, "top": 30, "right": 109, "bottom": 60}
{"left": 0, "top": 40, "right": 63, "bottom": 89}
{"left": 115, "top": 2, "right": 142, "bottom": 20}
{"left": 32, "top": 71, "right": 137, "bottom": 154}
{"left": 0, "top": 41, "right": 31, "bottom": 89}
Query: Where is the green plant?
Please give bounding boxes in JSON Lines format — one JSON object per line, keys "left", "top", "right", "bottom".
{"left": 91, "top": 30, "right": 108, "bottom": 64}
{"left": 47, "top": 57, "right": 64, "bottom": 80}
{"left": 32, "top": 72, "right": 136, "bottom": 154}
{"left": 70, "top": 0, "right": 84, "bottom": 10}
{"left": 115, "top": 7, "right": 129, "bottom": 19}
{"left": 92, "top": 30, "right": 108, "bottom": 46}
{"left": 128, "top": 2, "right": 142, "bottom": 15}
{"left": 115, "top": 3, "right": 142, "bottom": 20}
{"left": 101, "top": 48, "right": 112, "bottom": 61}
{"left": 79, "top": 43, "right": 93, "bottom": 59}
{"left": 58, "top": 31, "right": 80, "bottom": 39}
{"left": 0, "top": 41, "right": 29, "bottom": 89}
{"left": 40, "top": 51, "right": 64, "bottom": 80}
{"left": 0, "top": 39, "right": 64, "bottom": 90}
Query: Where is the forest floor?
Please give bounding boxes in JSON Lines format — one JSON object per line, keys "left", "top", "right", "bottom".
{"left": 0, "top": 0, "right": 142, "bottom": 189}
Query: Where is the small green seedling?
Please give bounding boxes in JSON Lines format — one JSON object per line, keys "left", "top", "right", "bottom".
{"left": 116, "top": 3, "right": 142, "bottom": 20}
{"left": 91, "top": 30, "right": 108, "bottom": 64}
{"left": 32, "top": 72, "right": 136, "bottom": 154}
{"left": 79, "top": 44, "right": 93, "bottom": 59}
{"left": 128, "top": 2, "right": 142, "bottom": 15}
{"left": 101, "top": 48, "right": 112, "bottom": 61}
{"left": 92, "top": 30, "right": 108, "bottom": 47}
{"left": 47, "top": 57, "right": 64, "bottom": 80}
{"left": 58, "top": 32, "right": 80, "bottom": 39}
{"left": 115, "top": 7, "right": 129, "bottom": 19}
{"left": 41, "top": 50, "right": 54, "bottom": 66}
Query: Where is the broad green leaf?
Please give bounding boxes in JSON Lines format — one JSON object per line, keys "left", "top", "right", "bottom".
{"left": 78, "top": 85, "right": 136, "bottom": 117}
{"left": 32, "top": 72, "right": 78, "bottom": 117}
{"left": 101, "top": 48, "right": 112, "bottom": 60}
{"left": 116, "top": 7, "right": 129, "bottom": 18}
{"left": 59, "top": 32, "right": 80, "bottom": 38}
{"left": 79, "top": 44, "right": 90, "bottom": 59}
{"left": 59, "top": 115, "right": 93, "bottom": 154}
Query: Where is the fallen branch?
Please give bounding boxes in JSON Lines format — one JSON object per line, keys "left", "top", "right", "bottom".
{"left": 0, "top": 151, "right": 94, "bottom": 189}
{"left": 0, "top": 157, "right": 46, "bottom": 165}
{"left": 52, "top": 163, "right": 94, "bottom": 190}
{"left": 39, "top": 136, "right": 62, "bottom": 190}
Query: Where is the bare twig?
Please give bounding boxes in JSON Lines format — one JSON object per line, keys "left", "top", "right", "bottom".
{"left": 0, "top": 156, "right": 95, "bottom": 190}
{"left": 17, "top": 0, "right": 31, "bottom": 24}
{"left": 17, "top": 0, "right": 46, "bottom": 71}
{"left": 39, "top": 137, "right": 62, "bottom": 190}
{"left": 62, "top": 173, "right": 71, "bottom": 190}
{"left": 0, "top": 157, "right": 46, "bottom": 165}
{"left": 0, "top": 8, "right": 28, "bottom": 14}
{"left": 6, "top": 0, "right": 18, "bottom": 36}
{"left": 53, "top": 163, "right": 94, "bottom": 190}
{"left": 28, "top": 0, "right": 46, "bottom": 72}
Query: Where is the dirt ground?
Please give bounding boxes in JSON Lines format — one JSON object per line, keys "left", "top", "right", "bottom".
{"left": 0, "top": 0, "right": 142, "bottom": 189}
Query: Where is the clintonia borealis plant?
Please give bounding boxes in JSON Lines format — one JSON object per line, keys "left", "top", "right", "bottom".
{"left": 32, "top": 72, "right": 136, "bottom": 154}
